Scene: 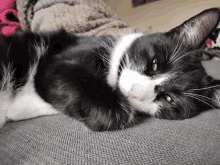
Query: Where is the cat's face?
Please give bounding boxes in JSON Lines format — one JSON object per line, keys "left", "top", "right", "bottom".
{"left": 103, "top": 8, "right": 220, "bottom": 120}
{"left": 115, "top": 33, "right": 218, "bottom": 119}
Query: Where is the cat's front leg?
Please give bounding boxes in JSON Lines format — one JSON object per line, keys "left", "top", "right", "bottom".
{"left": 62, "top": 75, "right": 137, "bottom": 132}
{"left": 37, "top": 65, "right": 137, "bottom": 131}
{"left": 74, "top": 84, "right": 137, "bottom": 131}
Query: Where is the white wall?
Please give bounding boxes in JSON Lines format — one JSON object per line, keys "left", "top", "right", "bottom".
{"left": 104, "top": 0, "right": 219, "bottom": 32}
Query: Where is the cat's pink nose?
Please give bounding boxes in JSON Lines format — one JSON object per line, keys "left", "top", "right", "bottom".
{"left": 128, "top": 84, "right": 146, "bottom": 101}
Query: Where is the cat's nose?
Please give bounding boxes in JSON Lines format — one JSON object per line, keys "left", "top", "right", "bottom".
{"left": 128, "top": 83, "right": 156, "bottom": 101}
{"left": 128, "top": 84, "right": 145, "bottom": 101}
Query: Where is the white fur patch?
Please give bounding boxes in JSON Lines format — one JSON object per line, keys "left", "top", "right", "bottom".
{"left": 0, "top": 41, "right": 60, "bottom": 127}
{"left": 6, "top": 81, "right": 59, "bottom": 121}
{"left": 107, "top": 33, "right": 144, "bottom": 87}
{"left": 118, "top": 69, "right": 168, "bottom": 115}
{"left": 0, "top": 64, "right": 14, "bottom": 127}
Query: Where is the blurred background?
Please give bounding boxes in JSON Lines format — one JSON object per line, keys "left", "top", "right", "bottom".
{"left": 103, "top": 0, "right": 218, "bottom": 33}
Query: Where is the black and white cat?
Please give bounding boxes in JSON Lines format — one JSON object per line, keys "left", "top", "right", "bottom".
{"left": 0, "top": 8, "right": 220, "bottom": 131}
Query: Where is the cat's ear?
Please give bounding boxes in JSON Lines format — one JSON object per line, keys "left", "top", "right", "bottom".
{"left": 166, "top": 8, "right": 220, "bottom": 48}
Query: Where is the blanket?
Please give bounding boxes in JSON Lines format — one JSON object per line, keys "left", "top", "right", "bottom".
{"left": 16, "top": 0, "right": 147, "bottom": 36}
{"left": 0, "top": 0, "right": 21, "bottom": 35}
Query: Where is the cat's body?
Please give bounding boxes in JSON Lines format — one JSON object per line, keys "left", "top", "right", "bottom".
{"left": 0, "top": 8, "right": 220, "bottom": 131}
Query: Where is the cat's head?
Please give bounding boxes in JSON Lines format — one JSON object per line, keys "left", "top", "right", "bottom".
{"left": 107, "top": 8, "right": 220, "bottom": 119}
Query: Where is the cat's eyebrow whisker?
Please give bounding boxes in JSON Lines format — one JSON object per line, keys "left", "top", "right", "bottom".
{"left": 190, "top": 85, "right": 220, "bottom": 91}
{"left": 185, "top": 93, "right": 216, "bottom": 110}
{"left": 169, "top": 38, "right": 188, "bottom": 64}
{"left": 169, "top": 37, "right": 183, "bottom": 63}
{"left": 171, "top": 50, "right": 198, "bottom": 64}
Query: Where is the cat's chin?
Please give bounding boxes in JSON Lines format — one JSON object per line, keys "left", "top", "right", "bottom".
{"left": 127, "top": 96, "right": 160, "bottom": 116}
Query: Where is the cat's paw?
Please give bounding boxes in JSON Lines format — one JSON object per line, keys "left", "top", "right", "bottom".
{"left": 82, "top": 96, "right": 137, "bottom": 132}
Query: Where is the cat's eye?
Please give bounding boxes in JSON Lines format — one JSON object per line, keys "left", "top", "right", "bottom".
{"left": 152, "top": 58, "right": 157, "bottom": 71}
{"left": 165, "top": 95, "right": 176, "bottom": 105}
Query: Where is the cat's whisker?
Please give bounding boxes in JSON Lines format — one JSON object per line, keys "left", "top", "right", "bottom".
{"left": 118, "top": 56, "right": 125, "bottom": 70}
{"left": 120, "top": 103, "right": 130, "bottom": 115}
{"left": 105, "top": 35, "right": 117, "bottom": 48}
{"left": 108, "top": 30, "right": 120, "bottom": 40}
{"left": 119, "top": 52, "right": 129, "bottom": 72}
{"left": 93, "top": 51, "right": 109, "bottom": 64}
{"left": 121, "top": 52, "right": 128, "bottom": 70}
{"left": 106, "top": 109, "right": 112, "bottom": 130}
{"left": 115, "top": 112, "right": 120, "bottom": 124}
{"left": 213, "top": 89, "right": 220, "bottom": 107}
{"left": 124, "top": 104, "right": 136, "bottom": 124}
{"left": 94, "top": 36, "right": 112, "bottom": 51}
{"left": 161, "top": 41, "right": 169, "bottom": 62}
{"left": 185, "top": 93, "right": 216, "bottom": 110}
{"left": 181, "top": 98, "right": 192, "bottom": 117}
{"left": 119, "top": 103, "right": 135, "bottom": 124}
{"left": 169, "top": 38, "right": 188, "bottom": 64}
{"left": 184, "top": 92, "right": 218, "bottom": 104}
{"left": 155, "top": 107, "right": 162, "bottom": 118}
{"left": 108, "top": 30, "right": 125, "bottom": 47}
{"left": 169, "top": 37, "right": 184, "bottom": 63}
{"left": 190, "top": 85, "right": 220, "bottom": 91}
{"left": 94, "top": 51, "right": 108, "bottom": 63}
{"left": 94, "top": 37, "right": 112, "bottom": 52}
{"left": 172, "top": 50, "right": 198, "bottom": 64}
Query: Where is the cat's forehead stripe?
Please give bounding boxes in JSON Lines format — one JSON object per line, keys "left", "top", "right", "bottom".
{"left": 107, "top": 33, "right": 144, "bottom": 87}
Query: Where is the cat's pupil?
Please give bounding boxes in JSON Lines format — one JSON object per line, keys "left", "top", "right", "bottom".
{"left": 165, "top": 95, "right": 175, "bottom": 105}
{"left": 152, "top": 58, "right": 157, "bottom": 71}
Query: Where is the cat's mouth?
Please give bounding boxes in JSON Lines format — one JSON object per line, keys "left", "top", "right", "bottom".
{"left": 126, "top": 94, "right": 159, "bottom": 116}
{"left": 127, "top": 94, "right": 155, "bottom": 102}
{"left": 127, "top": 83, "right": 156, "bottom": 101}
{"left": 126, "top": 83, "right": 158, "bottom": 114}
{"left": 118, "top": 69, "right": 162, "bottom": 115}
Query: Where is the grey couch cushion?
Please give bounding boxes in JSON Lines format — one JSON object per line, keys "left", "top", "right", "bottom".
{"left": 0, "top": 109, "right": 219, "bottom": 165}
